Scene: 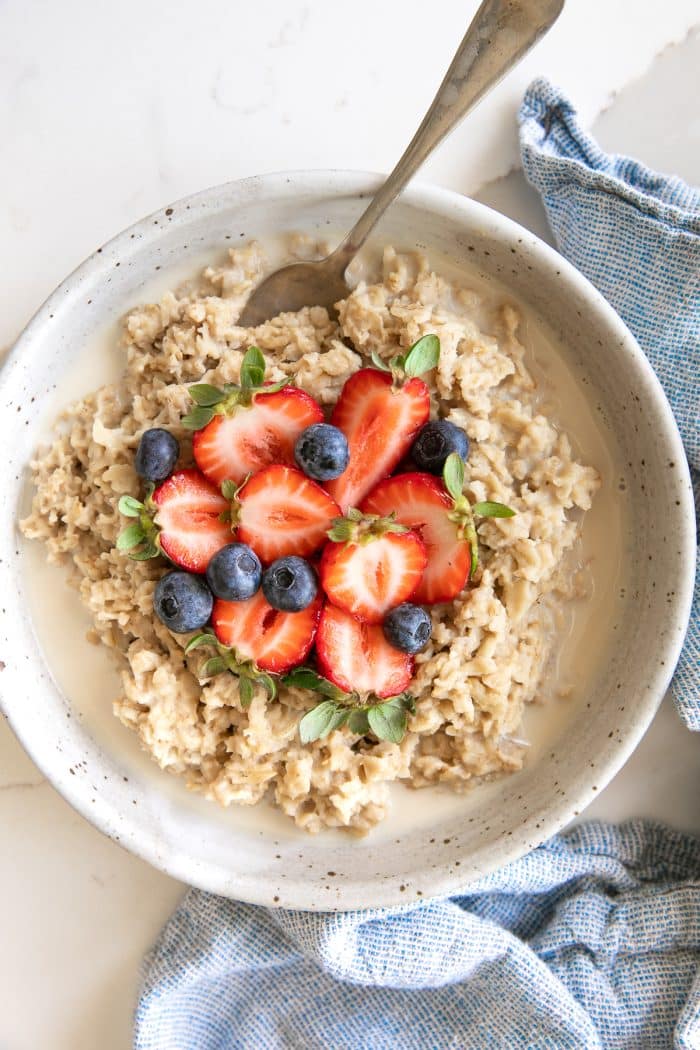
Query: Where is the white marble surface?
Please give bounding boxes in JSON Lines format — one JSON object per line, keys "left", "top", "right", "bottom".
{"left": 1, "top": 3, "right": 699, "bottom": 1047}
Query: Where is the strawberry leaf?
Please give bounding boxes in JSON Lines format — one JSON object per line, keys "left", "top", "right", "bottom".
{"left": 403, "top": 334, "right": 440, "bottom": 378}
{"left": 240, "top": 346, "right": 266, "bottom": 389}
{"left": 221, "top": 479, "right": 239, "bottom": 501}
{"left": 184, "top": 632, "right": 217, "bottom": 654}
{"left": 370, "top": 351, "right": 391, "bottom": 373}
{"left": 129, "top": 541, "right": 160, "bottom": 561}
{"left": 201, "top": 656, "right": 228, "bottom": 678}
{"left": 283, "top": 666, "right": 348, "bottom": 702}
{"left": 299, "top": 700, "right": 348, "bottom": 744}
{"left": 443, "top": 452, "right": 465, "bottom": 502}
{"left": 116, "top": 523, "right": 145, "bottom": 550}
{"left": 182, "top": 405, "right": 216, "bottom": 431}
{"left": 118, "top": 495, "right": 144, "bottom": 517}
{"left": 257, "top": 673, "right": 277, "bottom": 700}
{"left": 188, "top": 383, "right": 226, "bottom": 407}
{"left": 367, "top": 700, "right": 408, "bottom": 743}
{"left": 239, "top": 677, "right": 254, "bottom": 707}
{"left": 472, "top": 501, "right": 516, "bottom": 518}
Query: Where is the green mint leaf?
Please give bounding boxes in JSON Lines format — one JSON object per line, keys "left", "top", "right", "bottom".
{"left": 129, "top": 541, "right": 160, "bottom": 561}
{"left": 346, "top": 708, "right": 370, "bottom": 735}
{"left": 403, "top": 334, "right": 440, "bottom": 377}
{"left": 118, "top": 495, "right": 144, "bottom": 518}
{"left": 201, "top": 656, "right": 227, "bottom": 678}
{"left": 367, "top": 700, "right": 408, "bottom": 744}
{"left": 188, "top": 383, "right": 226, "bottom": 407}
{"left": 240, "top": 347, "right": 266, "bottom": 389}
{"left": 117, "top": 523, "right": 145, "bottom": 550}
{"left": 299, "top": 700, "right": 346, "bottom": 744}
{"left": 443, "top": 452, "right": 465, "bottom": 502}
{"left": 370, "top": 351, "right": 391, "bottom": 373}
{"left": 239, "top": 677, "right": 254, "bottom": 707}
{"left": 472, "top": 501, "right": 516, "bottom": 518}
{"left": 221, "top": 479, "right": 239, "bottom": 501}
{"left": 184, "top": 632, "right": 217, "bottom": 654}
{"left": 182, "top": 405, "right": 216, "bottom": 431}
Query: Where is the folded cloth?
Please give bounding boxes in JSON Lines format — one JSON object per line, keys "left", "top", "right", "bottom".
{"left": 134, "top": 80, "right": 700, "bottom": 1050}
{"left": 519, "top": 77, "right": 699, "bottom": 730}
{"left": 135, "top": 821, "right": 700, "bottom": 1049}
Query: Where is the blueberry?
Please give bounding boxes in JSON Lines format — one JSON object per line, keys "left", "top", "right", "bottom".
{"left": 135, "top": 428, "right": 179, "bottom": 482}
{"left": 294, "top": 423, "right": 350, "bottom": 482}
{"left": 154, "top": 571, "right": 213, "bottom": 632}
{"left": 383, "top": 603, "right": 432, "bottom": 654}
{"left": 411, "top": 420, "right": 469, "bottom": 475}
{"left": 262, "top": 556, "right": 318, "bottom": 612}
{"left": 206, "top": 543, "right": 262, "bottom": 601}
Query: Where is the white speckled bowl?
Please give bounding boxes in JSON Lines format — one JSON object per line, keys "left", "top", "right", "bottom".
{"left": 0, "top": 172, "right": 694, "bottom": 910}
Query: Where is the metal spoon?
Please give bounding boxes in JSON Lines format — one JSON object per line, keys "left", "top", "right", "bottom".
{"left": 239, "top": 0, "right": 564, "bottom": 326}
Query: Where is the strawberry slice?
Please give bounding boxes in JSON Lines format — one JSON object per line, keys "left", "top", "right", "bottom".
{"left": 235, "top": 464, "right": 340, "bottom": 563}
{"left": 319, "top": 511, "right": 427, "bottom": 623}
{"left": 361, "top": 473, "right": 471, "bottom": 604}
{"left": 152, "top": 469, "right": 233, "bottom": 573}
{"left": 192, "top": 387, "right": 323, "bottom": 487}
{"left": 324, "top": 369, "right": 430, "bottom": 512}
{"left": 212, "top": 590, "right": 322, "bottom": 673}
{"left": 315, "top": 604, "right": 414, "bottom": 699}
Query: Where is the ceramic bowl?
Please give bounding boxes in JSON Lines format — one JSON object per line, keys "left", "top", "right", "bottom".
{"left": 0, "top": 172, "right": 694, "bottom": 910}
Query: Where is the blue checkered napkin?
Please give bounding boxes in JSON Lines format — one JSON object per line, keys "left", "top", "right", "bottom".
{"left": 134, "top": 81, "right": 700, "bottom": 1050}
{"left": 134, "top": 821, "right": 700, "bottom": 1049}
{"left": 519, "top": 77, "right": 699, "bottom": 730}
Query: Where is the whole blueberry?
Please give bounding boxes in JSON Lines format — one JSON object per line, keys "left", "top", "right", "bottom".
{"left": 262, "top": 556, "right": 318, "bottom": 612}
{"left": 135, "top": 428, "right": 179, "bottom": 482}
{"left": 294, "top": 423, "right": 350, "bottom": 482}
{"left": 411, "top": 420, "right": 469, "bottom": 475}
{"left": 383, "top": 603, "right": 432, "bottom": 654}
{"left": 154, "top": 571, "right": 213, "bottom": 633}
{"left": 206, "top": 542, "right": 262, "bottom": 601}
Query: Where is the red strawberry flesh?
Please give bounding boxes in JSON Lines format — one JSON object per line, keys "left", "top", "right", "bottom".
{"left": 319, "top": 530, "right": 427, "bottom": 624}
{"left": 325, "top": 370, "right": 430, "bottom": 512}
{"left": 236, "top": 464, "right": 340, "bottom": 563}
{"left": 153, "top": 468, "right": 232, "bottom": 573}
{"left": 361, "top": 473, "right": 471, "bottom": 604}
{"left": 212, "top": 591, "right": 322, "bottom": 673}
{"left": 193, "top": 387, "right": 323, "bottom": 487}
{"left": 315, "top": 604, "right": 414, "bottom": 699}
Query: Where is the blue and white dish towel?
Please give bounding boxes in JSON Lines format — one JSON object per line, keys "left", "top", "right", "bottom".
{"left": 134, "top": 80, "right": 700, "bottom": 1050}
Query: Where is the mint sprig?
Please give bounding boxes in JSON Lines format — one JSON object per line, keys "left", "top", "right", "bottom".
{"left": 116, "top": 491, "right": 160, "bottom": 561}
{"left": 370, "top": 333, "right": 441, "bottom": 384}
{"left": 182, "top": 347, "right": 290, "bottom": 431}
{"left": 442, "top": 452, "right": 515, "bottom": 573}
{"left": 184, "top": 630, "right": 277, "bottom": 706}
{"left": 284, "top": 666, "right": 415, "bottom": 745}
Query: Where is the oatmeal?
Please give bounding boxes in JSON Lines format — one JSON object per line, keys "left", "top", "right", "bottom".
{"left": 21, "top": 243, "right": 599, "bottom": 833}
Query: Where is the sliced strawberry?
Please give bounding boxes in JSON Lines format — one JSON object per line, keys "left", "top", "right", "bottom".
{"left": 193, "top": 387, "right": 323, "bottom": 487}
{"left": 361, "top": 473, "right": 471, "bottom": 604}
{"left": 152, "top": 469, "right": 233, "bottom": 573}
{"left": 319, "top": 513, "right": 427, "bottom": 623}
{"left": 324, "top": 369, "right": 430, "bottom": 512}
{"left": 212, "top": 590, "right": 322, "bottom": 673}
{"left": 235, "top": 464, "right": 340, "bottom": 563}
{"left": 315, "top": 604, "right": 414, "bottom": 699}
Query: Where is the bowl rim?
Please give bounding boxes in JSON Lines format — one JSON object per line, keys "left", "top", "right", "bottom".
{"left": 0, "top": 169, "right": 695, "bottom": 910}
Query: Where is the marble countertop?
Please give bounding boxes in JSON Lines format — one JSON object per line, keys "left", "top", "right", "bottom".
{"left": 1, "top": 3, "right": 698, "bottom": 1047}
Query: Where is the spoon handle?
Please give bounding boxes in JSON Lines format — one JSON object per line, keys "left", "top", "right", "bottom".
{"left": 331, "top": 0, "right": 564, "bottom": 270}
